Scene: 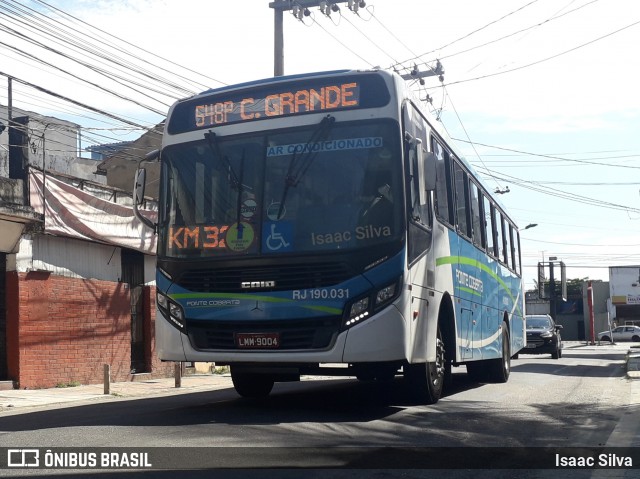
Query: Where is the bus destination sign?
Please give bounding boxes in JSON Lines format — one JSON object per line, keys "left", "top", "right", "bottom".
{"left": 167, "top": 73, "right": 391, "bottom": 134}
{"left": 195, "top": 82, "right": 359, "bottom": 128}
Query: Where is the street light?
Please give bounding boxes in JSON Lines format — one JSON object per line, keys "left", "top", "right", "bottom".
{"left": 523, "top": 223, "right": 538, "bottom": 230}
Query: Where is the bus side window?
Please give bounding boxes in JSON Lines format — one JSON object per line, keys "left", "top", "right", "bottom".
{"left": 433, "top": 139, "right": 454, "bottom": 227}
{"left": 484, "top": 196, "right": 494, "bottom": 256}
{"left": 453, "top": 161, "right": 470, "bottom": 238}
{"left": 503, "top": 216, "right": 511, "bottom": 269}
{"left": 470, "top": 182, "right": 483, "bottom": 249}
{"left": 410, "top": 135, "right": 432, "bottom": 227}
{"left": 511, "top": 225, "right": 521, "bottom": 275}
{"left": 493, "top": 207, "right": 502, "bottom": 261}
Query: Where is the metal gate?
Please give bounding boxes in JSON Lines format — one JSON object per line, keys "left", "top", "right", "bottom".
{"left": 121, "top": 249, "right": 146, "bottom": 373}
{"left": 0, "top": 253, "right": 7, "bottom": 379}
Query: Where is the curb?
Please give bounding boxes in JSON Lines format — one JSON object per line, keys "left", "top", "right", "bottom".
{"left": 627, "top": 347, "right": 640, "bottom": 379}
{"left": 0, "top": 375, "right": 234, "bottom": 413}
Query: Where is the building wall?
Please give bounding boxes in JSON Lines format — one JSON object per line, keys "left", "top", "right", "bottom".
{"left": 6, "top": 271, "right": 171, "bottom": 389}
{"left": 0, "top": 106, "right": 80, "bottom": 178}
{"left": 17, "top": 235, "right": 121, "bottom": 282}
{"left": 609, "top": 266, "right": 640, "bottom": 325}
{"left": 5, "top": 235, "right": 171, "bottom": 389}
{"left": 582, "top": 281, "right": 611, "bottom": 340}
{"left": 8, "top": 272, "right": 131, "bottom": 389}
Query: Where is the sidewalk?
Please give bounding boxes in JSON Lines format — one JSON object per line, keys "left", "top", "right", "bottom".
{"left": 0, "top": 373, "right": 234, "bottom": 413}
{"left": 564, "top": 340, "right": 640, "bottom": 379}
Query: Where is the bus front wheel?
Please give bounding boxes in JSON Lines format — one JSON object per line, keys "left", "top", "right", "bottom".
{"left": 405, "top": 333, "right": 445, "bottom": 404}
{"left": 231, "top": 368, "right": 275, "bottom": 398}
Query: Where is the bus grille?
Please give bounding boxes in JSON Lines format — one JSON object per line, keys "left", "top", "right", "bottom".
{"left": 176, "top": 262, "right": 354, "bottom": 293}
{"left": 187, "top": 317, "right": 342, "bottom": 350}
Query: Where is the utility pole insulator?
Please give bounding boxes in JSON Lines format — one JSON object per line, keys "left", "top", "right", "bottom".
{"left": 401, "top": 60, "right": 445, "bottom": 82}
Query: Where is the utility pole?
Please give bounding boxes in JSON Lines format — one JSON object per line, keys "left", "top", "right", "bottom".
{"left": 548, "top": 257, "right": 557, "bottom": 321}
{"left": 269, "top": 1, "right": 363, "bottom": 77}
{"left": 271, "top": 0, "right": 286, "bottom": 77}
{"left": 587, "top": 280, "right": 596, "bottom": 345}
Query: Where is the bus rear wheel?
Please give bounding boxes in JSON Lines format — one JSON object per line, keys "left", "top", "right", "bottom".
{"left": 487, "top": 325, "right": 510, "bottom": 383}
{"left": 231, "top": 367, "right": 275, "bottom": 398}
{"left": 405, "top": 333, "right": 445, "bottom": 404}
{"left": 466, "top": 324, "right": 511, "bottom": 383}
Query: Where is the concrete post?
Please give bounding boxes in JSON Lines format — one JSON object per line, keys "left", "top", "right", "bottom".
{"left": 103, "top": 364, "right": 110, "bottom": 395}
{"left": 174, "top": 362, "right": 182, "bottom": 388}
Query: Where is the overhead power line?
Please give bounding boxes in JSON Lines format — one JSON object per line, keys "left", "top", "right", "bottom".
{"left": 0, "top": 35, "right": 168, "bottom": 115}
{"left": 398, "top": 0, "right": 601, "bottom": 73}
{"left": 31, "top": 0, "right": 225, "bottom": 89}
{"left": 443, "top": 18, "right": 640, "bottom": 87}
{"left": 1, "top": 71, "right": 152, "bottom": 130}
{"left": 455, "top": 138, "right": 640, "bottom": 170}
{"left": 474, "top": 165, "right": 640, "bottom": 214}
{"left": 391, "top": 0, "right": 541, "bottom": 70}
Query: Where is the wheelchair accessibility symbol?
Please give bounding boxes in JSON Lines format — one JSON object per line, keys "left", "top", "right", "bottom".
{"left": 263, "top": 222, "right": 292, "bottom": 252}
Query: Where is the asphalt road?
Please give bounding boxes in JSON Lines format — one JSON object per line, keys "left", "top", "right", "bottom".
{"left": 0, "top": 345, "right": 638, "bottom": 478}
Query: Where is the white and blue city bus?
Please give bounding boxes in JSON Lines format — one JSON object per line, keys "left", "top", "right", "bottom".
{"left": 133, "top": 68, "right": 525, "bottom": 404}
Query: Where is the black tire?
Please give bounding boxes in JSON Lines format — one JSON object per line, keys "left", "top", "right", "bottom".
{"left": 231, "top": 368, "right": 274, "bottom": 398}
{"left": 551, "top": 349, "right": 560, "bottom": 359}
{"left": 405, "top": 330, "right": 446, "bottom": 404}
{"left": 633, "top": 335, "right": 640, "bottom": 342}
{"left": 512, "top": 353, "right": 519, "bottom": 360}
{"left": 466, "top": 361, "right": 487, "bottom": 383}
{"left": 601, "top": 335, "right": 611, "bottom": 342}
{"left": 486, "top": 324, "right": 510, "bottom": 383}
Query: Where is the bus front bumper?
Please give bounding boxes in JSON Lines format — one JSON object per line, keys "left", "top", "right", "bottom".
{"left": 155, "top": 305, "right": 408, "bottom": 365}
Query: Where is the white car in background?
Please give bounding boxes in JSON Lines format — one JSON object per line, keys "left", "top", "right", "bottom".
{"left": 597, "top": 325, "right": 640, "bottom": 343}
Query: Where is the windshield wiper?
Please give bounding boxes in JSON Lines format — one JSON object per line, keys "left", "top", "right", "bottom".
{"left": 276, "top": 114, "right": 335, "bottom": 219}
{"left": 235, "top": 148, "right": 246, "bottom": 230}
{"left": 204, "top": 130, "right": 247, "bottom": 231}
{"left": 204, "top": 130, "right": 241, "bottom": 190}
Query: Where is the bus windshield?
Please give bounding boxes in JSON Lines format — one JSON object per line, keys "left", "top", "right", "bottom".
{"left": 158, "top": 119, "right": 403, "bottom": 258}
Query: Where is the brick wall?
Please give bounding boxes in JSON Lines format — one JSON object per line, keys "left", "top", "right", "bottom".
{"left": 5, "top": 271, "right": 19, "bottom": 384}
{"left": 7, "top": 273, "right": 171, "bottom": 389}
{"left": 144, "top": 285, "right": 172, "bottom": 377}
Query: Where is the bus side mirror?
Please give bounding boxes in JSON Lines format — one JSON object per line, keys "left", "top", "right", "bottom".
{"left": 133, "top": 168, "right": 147, "bottom": 206}
{"left": 133, "top": 167, "right": 155, "bottom": 230}
{"left": 424, "top": 152, "right": 436, "bottom": 191}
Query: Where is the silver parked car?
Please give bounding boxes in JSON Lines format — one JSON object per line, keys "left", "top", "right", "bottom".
{"left": 597, "top": 325, "right": 640, "bottom": 342}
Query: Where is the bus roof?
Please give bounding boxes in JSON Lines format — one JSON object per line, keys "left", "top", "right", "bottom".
{"left": 199, "top": 69, "right": 354, "bottom": 97}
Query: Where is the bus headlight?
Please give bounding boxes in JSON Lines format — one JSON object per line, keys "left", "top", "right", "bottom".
{"left": 375, "top": 283, "right": 397, "bottom": 305}
{"left": 169, "top": 302, "right": 184, "bottom": 321}
{"left": 342, "top": 278, "right": 401, "bottom": 330}
{"left": 157, "top": 292, "right": 168, "bottom": 310}
{"left": 157, "top": 292, "right": 186, "bottom": 332}
{"left": 345, "top": 297, "right": 370, "bottom": 328}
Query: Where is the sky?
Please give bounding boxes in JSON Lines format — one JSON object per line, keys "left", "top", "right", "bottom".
{"left": 1, "top": 0, "right": 640, "bottom": 291}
